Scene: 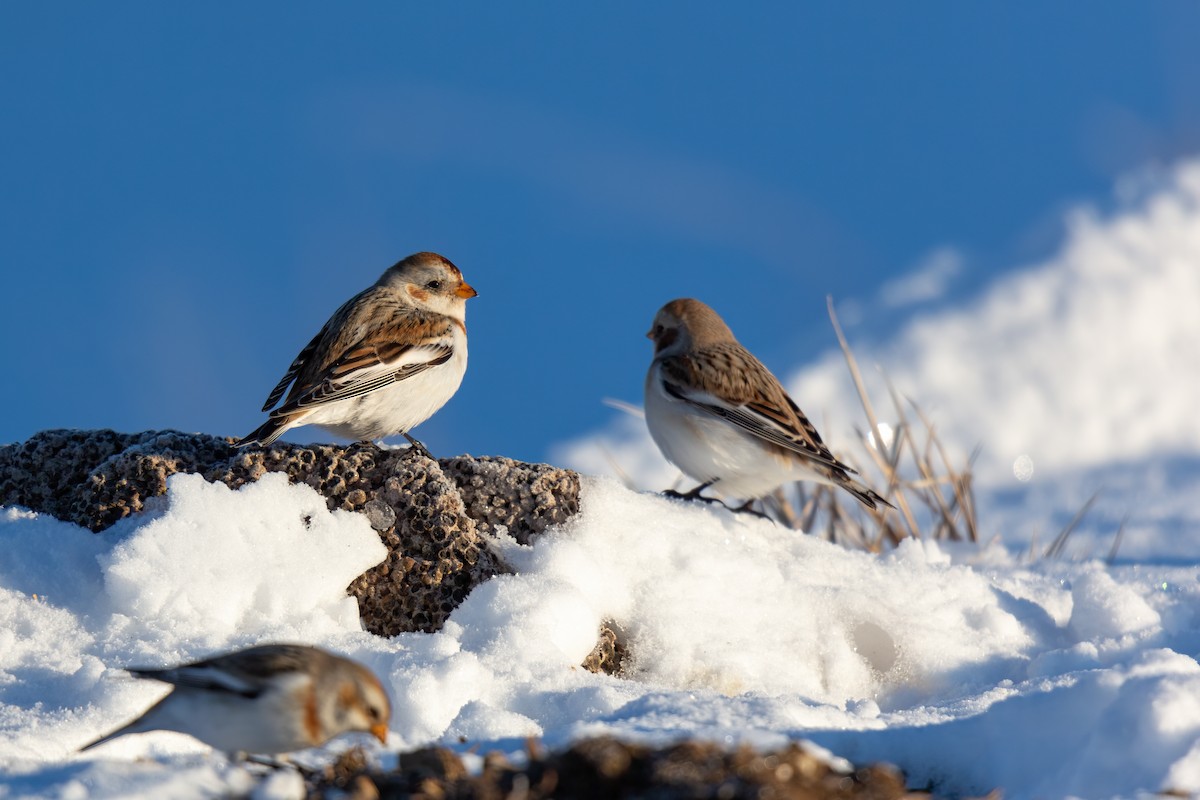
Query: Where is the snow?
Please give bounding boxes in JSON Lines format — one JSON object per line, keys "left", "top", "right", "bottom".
{"left": 1, "top": 468, "right": 1200, "bottom": 798}
{"left": 4, "top": 160, "right": 1200, "bottom": 798}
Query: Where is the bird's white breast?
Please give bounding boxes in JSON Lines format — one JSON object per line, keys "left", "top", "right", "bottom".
{"left": 644, "top": 362, "right": 810, "bottom": 500}
{"left": 305, "top": 325, "right": 468, "bottom": 442}
{"left": 139, "top": 673, "right": 317, "bottom": 754}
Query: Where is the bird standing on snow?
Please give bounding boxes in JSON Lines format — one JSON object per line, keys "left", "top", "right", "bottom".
{"left": 79, "top": 644, "right": 391, "bottom": 756}
{"left": 644, "top": 298, "right": 890, "bottom": 510}
{"left": 238, "top": 252, "right": 477, "bottom": 451}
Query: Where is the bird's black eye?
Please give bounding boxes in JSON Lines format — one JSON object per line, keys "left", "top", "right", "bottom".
{"left": 654, "top": 324, "right": 664, "bottom": 335}
{"left": 425, "top": 280, "right": 442, "bottom": 291}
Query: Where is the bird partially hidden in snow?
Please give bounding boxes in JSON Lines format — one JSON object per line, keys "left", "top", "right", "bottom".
{"left": 643, "top": 298, "right": 892, "bottom": 514}
{"left": 78, "top": 644, "right": 391, "bottom": 757}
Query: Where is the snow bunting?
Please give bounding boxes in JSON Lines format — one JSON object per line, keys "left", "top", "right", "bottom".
{"left": 238, "top": 252, "right": 477, "bottom": 449}
{"left": 79, "top": 644, "right": 391, "bottom": 756}
{"left": 644, "top": 298, "right": 890, "bottom": 510}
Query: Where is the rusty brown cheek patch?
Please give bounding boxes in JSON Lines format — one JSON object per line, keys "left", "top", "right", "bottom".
{"left": 655, "top": 328, "right": 679, "bottom": 352}
{"left": 407, "top": 286, "right": 430, "bottom": 303}
{"left": 302, "top": 686, "right": 322, "bottom": 744}
{"left": 338, "top": 681, "right": 358, "bottom": 710}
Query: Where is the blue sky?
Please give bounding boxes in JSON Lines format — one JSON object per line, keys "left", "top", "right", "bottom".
{"left": 3, "top": 3, "right": 1199, "bottom": 462}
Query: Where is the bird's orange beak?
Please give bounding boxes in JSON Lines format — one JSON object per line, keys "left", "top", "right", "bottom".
{"left": 456, "top": 281, "right": 478, "bottom": 299}
{"left": 371, "top": 722, "right": 389, "bottom": 745}
{"left": 645, "top": 328, "right": 655, "bottom": 340}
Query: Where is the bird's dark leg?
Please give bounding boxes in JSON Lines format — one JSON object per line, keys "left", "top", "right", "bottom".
{"left": 731, "top": 499, "right": 774, "bottom": 523}
{"left": 401, "top": 432, "right": 434, "bottom": 460}
{"left": 662, "top": 481, "right": 713, "bottom": 501}
{"left": 661, "top": 481, "right": 730, "bottom": 509}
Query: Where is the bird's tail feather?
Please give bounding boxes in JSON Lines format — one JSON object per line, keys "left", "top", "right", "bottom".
{"left": 78, "top": 712, "right": 153, "bottom": 752}
{"left": 841, "top": 478, "right": 894, "bottom": 511}
{"left": 77, "top": 690, "right": 177, "bottom": 752}
{"left": 78, "top": 727, "right": 125, "bottom": 752}
{"left": 235, "top": 415, "right": 294, "bottom": 448}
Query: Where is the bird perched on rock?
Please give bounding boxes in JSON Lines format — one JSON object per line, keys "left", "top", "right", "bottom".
{"left": 644, "top": 298, "right": 890, "bottom": 511}
{"left": 238, "top": 252, "right": 477, "bottom": 451}
{"left": 79, "top": 643, "right": 391, "bottom": 756}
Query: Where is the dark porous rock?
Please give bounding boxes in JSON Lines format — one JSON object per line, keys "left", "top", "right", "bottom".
{"left": 307, "top": 737, "right": 918, "bottom": 800}
{"left": 344, "top": 451, "right": 494, "bottom": 636}
{"left": 0, "top": 429, "right": 238, "bottom": 531}
{"left": 92, "top": 431, "right": 241, "bottom": 530}
{"left": 441, "top": 455, "right": 581, "bottom": 544}
{"left": 0, "top": 429, "right": 582, "bottom": 637}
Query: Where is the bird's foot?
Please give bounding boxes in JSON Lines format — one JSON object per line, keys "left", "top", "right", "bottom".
{"left": 730, "top": 499, "right": 775, "bottom": 523}
{"left": 660, "top": 483, "right": 729, "bottom": 508}
{"left": 662, "top": 488, "right": 711, "bottom": 503}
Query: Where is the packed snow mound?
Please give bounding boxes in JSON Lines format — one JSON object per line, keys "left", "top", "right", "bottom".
{"left": 101, "top": 472, "right": 385, "bottom": 651}
{"left": 3, "top": 473, "right": 1200, "bottom": 799}
{"left": 505, "top": 479, "right": 1034, "bottom": 707}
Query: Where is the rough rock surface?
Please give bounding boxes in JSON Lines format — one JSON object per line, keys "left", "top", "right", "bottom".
{"left": 441, "top": 455, "right": 580, "bottom": 545}
{"left": 0, "top": 429, "right": 580, "bottom": 638}
{"left": 307, "top": 736, "right": 918, "bottom": 800}
{"left": 581, "top": 620, "right": 628, "bottom": 676}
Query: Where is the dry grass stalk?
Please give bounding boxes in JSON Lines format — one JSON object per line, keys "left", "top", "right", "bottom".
{"left": 778, "top": 300, "right": 982, "bottom": 547}
{"left": 803, "top": 301, "right": 1108, "bottom": 556}
{"left": 1043, "top": 490, "right": 1101, "bottom": 559}
{"left": 1106, "top": 512, "right": 1131, "bottom": 563}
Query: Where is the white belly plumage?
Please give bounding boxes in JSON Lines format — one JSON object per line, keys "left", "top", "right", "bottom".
{"left": 302, "top": 338, "right": 467, "bottom": 442}
{"left": 644, "top": 363, "right": 831, "bottom": 500}
{"left": 126, "top": 674, "right": 316, "bottom": 754}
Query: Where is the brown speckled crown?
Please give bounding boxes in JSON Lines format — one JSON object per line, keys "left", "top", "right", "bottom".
{"left": 660, "top": 298, "right": 737, "bottom": 347}
{"left": 391, "top": 251, "right": 463, "bottom": 281}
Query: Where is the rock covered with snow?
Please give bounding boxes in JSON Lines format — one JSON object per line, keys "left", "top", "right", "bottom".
{"left": 0, "top": 429, "right": 235, "bottom": 531}
{"left": 0, "top": 429, "right": 580, "bottom": 637}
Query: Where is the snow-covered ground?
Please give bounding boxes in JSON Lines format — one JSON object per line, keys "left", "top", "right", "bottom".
{"left": 3, "top": 160, "right": 1200, "bottom": 799}
{"left": 3, "top": 472, "right": 1200, "bottom": 799}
